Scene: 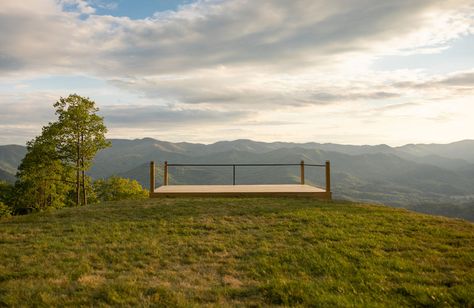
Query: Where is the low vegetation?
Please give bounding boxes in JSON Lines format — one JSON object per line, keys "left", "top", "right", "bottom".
{"left": 94, "top": 176, "right": 148, "bottom": 202}
{"left": 1, "top": 198, "right": 473, "bottom": 306}
{"left": 0, "top": 201, "right": 11, "bottom": 218}
{"left": 0, "top": 175, "right": 148, "bottom": 216}
{"left": 0, "top": 182, "right": 12, "bottom": 218}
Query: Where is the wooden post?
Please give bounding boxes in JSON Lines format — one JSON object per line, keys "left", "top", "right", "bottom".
{"left": 325, "top": 160, "right": 331, "bottom": 193}
{"left": 149, "top": 161, "right": 155, "bottom": 197}
{"left": 300, "top": 160, "right": 305, "bottom": 185}
{"left": 164, "top": 161, "right": 168, "bottom": 186}
{"left": 233, "top": 164, "right": 236, "bottom": 185}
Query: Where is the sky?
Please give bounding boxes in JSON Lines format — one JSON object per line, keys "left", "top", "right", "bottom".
{"left": 0, "top": 0, "right": 473, "bottom": 146}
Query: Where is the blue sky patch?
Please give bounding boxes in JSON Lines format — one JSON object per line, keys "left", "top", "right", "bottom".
{"left": 373, "top": 34, "right": 474, "bottom": 74}
{"left": 91, "top": 0, "right": 195, "bottom": 19}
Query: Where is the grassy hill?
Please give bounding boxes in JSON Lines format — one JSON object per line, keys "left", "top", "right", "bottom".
{"left": 1, "top": 198, "right": 473, "bottom": 306}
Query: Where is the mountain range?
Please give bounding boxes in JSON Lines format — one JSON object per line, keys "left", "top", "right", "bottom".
{"left": 1, "top": 138, "right": 473, "bottom": 220}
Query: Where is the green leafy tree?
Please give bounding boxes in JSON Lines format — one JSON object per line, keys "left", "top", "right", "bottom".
{"left": 12, "top": 94, "right": 109, "bottom": 213}
{"left": 54, "top": 94, "right": 110, "bottom": 206}
{"left": 94, "top": 176, "right": 148, "bottom": 202}
{"left": 14, "top": 124, "right": 74, "bottom": 211}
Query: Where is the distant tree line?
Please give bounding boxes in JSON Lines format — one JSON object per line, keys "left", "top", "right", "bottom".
{"left": 0, "top": 94, "right": 148, "bottom": 218}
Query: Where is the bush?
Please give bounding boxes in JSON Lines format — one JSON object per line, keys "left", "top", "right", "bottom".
{"left": 0, "top": 202, "right": 12, "bottom": 218}
{"left": 94, "top": 176, "right": 148, "bottom": 202}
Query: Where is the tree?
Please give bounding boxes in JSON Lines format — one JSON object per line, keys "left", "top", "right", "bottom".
{"left": 13, "top": 94, "right": 110, "bottom": 213}
{"left": 14, "top": 123, "right": 74, "bottom": 211}
{"left": 94, "top": 176, "right": 148, "bottom": 202}
{"left": 54, "top": 94, "right": 110, "bottom": 206}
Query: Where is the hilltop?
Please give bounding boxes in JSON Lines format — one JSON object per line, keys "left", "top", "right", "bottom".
{"left": 0, "top": 198, "right": 473, "bottom": 306}
{"left": 1, "top": 139, "right": 474, "bottom": 220}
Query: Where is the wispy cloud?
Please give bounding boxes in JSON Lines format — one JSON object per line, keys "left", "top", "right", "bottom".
{"left": 102, "top": 104, "right": 251, "bottom": 127}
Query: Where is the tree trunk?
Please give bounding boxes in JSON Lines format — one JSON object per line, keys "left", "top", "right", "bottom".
{"left": 76, "top": 135, "right": 80, "bottom": 206}
{"left": 81, "top": 133, "right": 87, "bottom": 207}
{"left": 81, "top": 167, "right": 86, "bottom": 207}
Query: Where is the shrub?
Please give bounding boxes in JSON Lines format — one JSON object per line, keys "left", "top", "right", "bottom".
{"left": 94, "top": 176, "right": 148, "bottom": 202}
{"left": 0, "top": 201, "right": 12, "bottom": 218}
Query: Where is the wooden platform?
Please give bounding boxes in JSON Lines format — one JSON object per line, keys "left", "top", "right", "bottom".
{"left": 151, "top": 184, "right": 331, "bottom": 199}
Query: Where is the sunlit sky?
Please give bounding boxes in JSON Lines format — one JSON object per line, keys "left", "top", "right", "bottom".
{"left": 0, "top": 0, "right": 473, "bottom": 146}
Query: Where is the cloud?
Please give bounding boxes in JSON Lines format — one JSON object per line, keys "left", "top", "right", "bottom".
{"left": 0, "top": 0, "right": 472, "bottom": 78}
{"left": 0, "top": 92, "right": 58, "bottom": 125}
{"left": 393, "top": 70, "right": 474, "bottom": 95}
{"left": 0, "top": 90, "right": 251, "bottom": 127}
{"left": 435, "top": 71, "right": 474, "bottom": 87}
{"left": 109, "top": 73, "right": 401, "bottom": 108}
{"left": 0, "top": 125, "right": 45, "bottom": 145}
{"left": 374, "top": 102, "right": 420, "bottom": 112}
{"left": 89, "top": 0, "right": 118, "bottom": 10}
{"left": 102, "top": 104, "right": 251, "bottom": 127}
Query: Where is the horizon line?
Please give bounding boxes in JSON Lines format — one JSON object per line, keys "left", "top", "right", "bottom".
{"left": 1, "top": 137, "right": 473, "bottom": 148}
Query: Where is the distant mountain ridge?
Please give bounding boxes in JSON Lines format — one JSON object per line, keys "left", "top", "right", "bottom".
{"left": 2, "top": 138, "right": 474, "bottom": 180}
{"left": 397, "top": 140, "right": 474, "bottom": 163}
{"left": 0, "top": 144, "right": 27, "bottom": 176}
{"left": 1, "top": 138, "right": 473, "bottom": 220}
{"left": 0, "top": 168, "right": 15, "bottom": 183}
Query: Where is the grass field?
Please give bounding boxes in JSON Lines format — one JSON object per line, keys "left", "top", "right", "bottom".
{"left": 0, "top": 198, "right": 473, "bottom": 306}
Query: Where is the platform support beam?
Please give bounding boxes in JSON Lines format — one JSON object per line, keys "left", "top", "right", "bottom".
{"left": 149, "top": 161, "right": 155, "bottom": 197}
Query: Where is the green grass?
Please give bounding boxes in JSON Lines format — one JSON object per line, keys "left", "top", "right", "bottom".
{"left": 0, "top": 198, "right": 473, "bottom": 306}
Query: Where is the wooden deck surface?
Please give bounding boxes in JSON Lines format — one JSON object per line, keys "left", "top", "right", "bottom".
{"left": 151, "top": 184, "right": 331, "bottom": 199}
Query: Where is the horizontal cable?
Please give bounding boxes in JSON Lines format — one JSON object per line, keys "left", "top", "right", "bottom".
{"left": 167, "top": 163, "right": 325, "bottom": 167}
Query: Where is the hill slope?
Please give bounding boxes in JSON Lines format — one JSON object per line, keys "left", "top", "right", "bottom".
{"left": 0, "top": 198, "right": 473, "bottom": 306}
{"left": 0, "top": 144, "right": 26, "bottom": 175}
{"left": 0, "top": 168, "right": 15, "bottom": 183}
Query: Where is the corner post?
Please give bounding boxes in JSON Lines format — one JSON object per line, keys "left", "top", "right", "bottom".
{"left": 149, "top": 161, "right": 155, "bottom": 197}
{"left": 300, "top": 160, "right": 305, "bottom": 185}
{"left": 164, "top": 161, "right": 169, "bottom": 186}
{"left": 325, "top": 160, "right": 331, "bottom": 194}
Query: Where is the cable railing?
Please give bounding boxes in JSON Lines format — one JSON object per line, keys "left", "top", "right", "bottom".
{"left": 149, "top": 160, "right": 331, "bottom": 192}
